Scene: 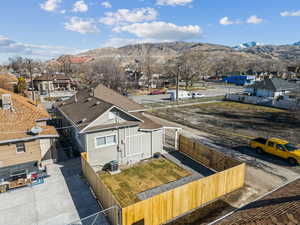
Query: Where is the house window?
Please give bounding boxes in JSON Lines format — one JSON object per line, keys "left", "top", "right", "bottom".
{"left": 95, "top": 135, "right": 117, "bottom": 148}
{"left": 16, "top": 143, "right": 26, "bottom": 153}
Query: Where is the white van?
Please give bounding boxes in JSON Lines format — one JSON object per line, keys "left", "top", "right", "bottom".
{"left": 168, "top": 90, "right": 192, "bottom": 101}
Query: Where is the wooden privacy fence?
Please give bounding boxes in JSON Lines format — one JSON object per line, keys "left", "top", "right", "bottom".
{"left": 179, "top": 135, "right": 241, "bottom": 171}
{"left": 81, "top": 135, "right": 246, "bottom": 225}
{"left": 121, "top": 135, "right": 246, "bottom": 225}
{"left": 81, "top": 153, "right": 121, "bottom": 225}
{"left": 122, "top": 164, "right": 245, "bottom": 225}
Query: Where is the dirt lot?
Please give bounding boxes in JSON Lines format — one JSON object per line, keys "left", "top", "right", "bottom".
{"left": 153, "top": 101, "right": 300, "bottom": 149}
{"left": 148, "top": 101, "right": 300, "bottom": 206}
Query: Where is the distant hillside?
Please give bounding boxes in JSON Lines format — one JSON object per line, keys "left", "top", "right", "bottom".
{"left": 241, "top": 45, "right": 300, "bottom": 61}
{"left": 55, "top": 41, "right": 300, "bottom": 68}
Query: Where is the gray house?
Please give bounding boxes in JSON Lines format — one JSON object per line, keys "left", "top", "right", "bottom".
{"left": 245, "top": 78, "right": 299, "bottom": 98}
{"left": 57, "top": 84, "right": 163, "bottom": 169}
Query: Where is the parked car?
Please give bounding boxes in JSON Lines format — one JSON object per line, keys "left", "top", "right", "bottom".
{"left": 250, "top": 137, "right": 300, "bottom": 165}
{"left": 148, "top": 90, "right": 166, "bottom": 95}
{"left": 192, "top": 92, "right": 204, "bottom": 98}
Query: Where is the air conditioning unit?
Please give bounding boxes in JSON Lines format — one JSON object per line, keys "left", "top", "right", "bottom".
{"left": 2, "top": 94, "right": 12, "bottom": 110}
{"left": 109, "top": 160, "right": 119, "bottom": 173}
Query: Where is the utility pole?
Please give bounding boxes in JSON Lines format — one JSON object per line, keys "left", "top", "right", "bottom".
{"left": 31, "top": 72, "right": 35, "bottom": 102}
{"left": 176, "top": 64, "right": 180, "bottom": 103}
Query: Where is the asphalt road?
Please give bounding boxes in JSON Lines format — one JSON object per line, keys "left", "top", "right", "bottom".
{"left": 129, "top": 85, "right": 243, "bottom": 104}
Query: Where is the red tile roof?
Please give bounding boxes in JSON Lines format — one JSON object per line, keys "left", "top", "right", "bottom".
{"left": 0, "top": 88, "right": 58, "bottom": 143}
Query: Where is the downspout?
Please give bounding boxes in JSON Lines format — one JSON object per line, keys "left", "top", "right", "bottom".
{"left": 84, "top": 134, "right": 88, "bottom": 162}
{"left": 151, "top": 131, "right": 153, "bottom": 157}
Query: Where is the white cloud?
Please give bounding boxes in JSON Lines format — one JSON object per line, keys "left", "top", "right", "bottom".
{"left": 100, "top": 8, "right": 158, "bottom": 25}
{"left": 246, "top": 15, "right": 263, "bottom": 24}
{"left": 0, "top": 35, "right": 80, "bottom": 59}
{"left": 156, "top": 0, "right": 193, "bottom": 6}
{"left": 64, "top": 17, "right": 99, "bottom": 34}
{"left": 113, "top": 22, "right": 202, "bottom": 41}
{"left": 280, "top": 10, "right": 300, "bottom": 17}
{"left": 40, "top": 0, "right": 62, "bottom": 12}
{"left": 219, "top": 17, "right": 240, "bottom": 25}
{"left": 101, "top": 1, "right": 112, "bottom": 8}
{"left": 72, "top": 0, "right": 88, "bottom": 12}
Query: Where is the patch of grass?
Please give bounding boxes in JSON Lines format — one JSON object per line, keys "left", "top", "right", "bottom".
{"left": 99, "top": 158, "right": 190, "bottom": 207}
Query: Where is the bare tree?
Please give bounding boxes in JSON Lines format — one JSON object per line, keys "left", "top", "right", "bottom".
{"left": 84, "top": 57, "right": 129, "bottom": 93}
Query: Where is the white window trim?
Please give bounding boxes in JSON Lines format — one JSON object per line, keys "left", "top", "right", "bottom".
{"left": 94, "top": 134, "right": 117, "bottom": 149}
{"left": 16, "top": 143, "right": 26, "bottom": 154}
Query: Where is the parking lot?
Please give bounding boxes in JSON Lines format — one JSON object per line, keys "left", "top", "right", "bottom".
{"left": 0, "top": 159, "right": 106, "bottom": 225}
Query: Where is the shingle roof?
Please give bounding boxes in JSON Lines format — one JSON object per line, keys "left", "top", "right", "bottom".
{"left": 57, "top": 89, "right": 113, "bottom": 130}
{"left": 248, "top": 78, "right": 299, "bottom": 92}
{"left": 93, "top": 84, "right": 145, "bottom": 112}
{"left": 57, "top": 84, "right": 157, "bottom": 132}
{"left": 0, "top": 88, "right": 58, "bottom": 143}
{"left": 131, "top": 112, "right": 163, "bottom": 130}
{"left": 216, "top": 178, "right": 300, "bottom": 225}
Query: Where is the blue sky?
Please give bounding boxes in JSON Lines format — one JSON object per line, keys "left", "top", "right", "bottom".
{"left": 0, "top": 0, "right": 300, "bottom": 62}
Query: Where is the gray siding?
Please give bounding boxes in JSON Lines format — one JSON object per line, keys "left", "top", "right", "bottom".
{"left": 86, "top": 108, "right": 139, "bottom": 128}
{"left": 86, "top": 126, "right": 163, "bottom": 169}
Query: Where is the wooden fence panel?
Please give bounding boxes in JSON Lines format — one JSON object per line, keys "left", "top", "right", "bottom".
{"left": 179, "top": 135, "right": 241, "bottom": 171}
{"left": 81, "top": 153, "right": 120, "bottom": 225}
{"left": 122, "top": 163, "right": 246, "bottom": 225}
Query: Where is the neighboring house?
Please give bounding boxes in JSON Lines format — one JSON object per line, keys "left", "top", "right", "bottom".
{"left": 216, "top": 178, "right": 300, "bottom": 225}
{"left": 138, "top": 74, "right": 162, "bottom": 88}
{"left": 0, "top": 72, "right": 18, "bottom": 91}
{"left": 0, "top": 88, "right": 59, "bottom": 180}
{"left": 33, "top": 74, "right": 75, "bottom": 95}
{"left": 223, "top": 75, "right": 256, "bottom": 86}
{"left": 56, "top": 84, "right": 163, "bottom": 169}
{"left": 245, "top": 78, "right": 299, "bottom": 98}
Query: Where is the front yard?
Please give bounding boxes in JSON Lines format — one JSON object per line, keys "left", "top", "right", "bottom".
{"left": 99, "top": 158, "right": 190, "bottom": 207}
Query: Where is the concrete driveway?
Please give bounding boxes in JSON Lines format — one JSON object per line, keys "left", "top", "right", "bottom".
{"left": 0, "top": 158, "right": 107, "bottom": 225}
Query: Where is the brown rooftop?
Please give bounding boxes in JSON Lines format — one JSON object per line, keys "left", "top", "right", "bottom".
{"left": 92, "top": 84, "right": 145, "bottom": 112}
{"left": 0, "top": 88, "right": 58, "bottom": 143}
{"left": 131, "top": 112, "right": 163, "bottom": 130}
{"left": 216, "top": 178, "right": 300, "bottom": 225}
{"left": 58, "top": 84, "right": 160, "bottom": 132}
{"left": 34, "top": 74, "right": 70, "bottom": 82}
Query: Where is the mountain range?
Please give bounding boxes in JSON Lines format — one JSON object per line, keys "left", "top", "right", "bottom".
{"left": 58, "top": 41, "right": 300, "bottom": 67}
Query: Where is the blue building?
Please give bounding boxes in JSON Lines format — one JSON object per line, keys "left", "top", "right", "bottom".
{"left": 223, "top": 75, "right": 256, "bottom": 86}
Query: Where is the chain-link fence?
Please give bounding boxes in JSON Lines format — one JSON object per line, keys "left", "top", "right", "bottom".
{"left": 67, "top": 206, "right": 119, "bottom": 225}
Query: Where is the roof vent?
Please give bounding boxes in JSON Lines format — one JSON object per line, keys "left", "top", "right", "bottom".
{"left": 1, "top": 94, "right": 13, "bottom": 110}
{"left": 95, "top": 101, "right": 101, "bottom": 105}
{"left": 87, "top": 97, "right": 92, "bottom": 102}
{"left": 30, "top": 126, "right": 43, "bottom": 135}
{"left": 74, "top": 94, "right": 78, "bottom": 103}
{"left": 79, "top": 118, "right": 87, "bottom": 124}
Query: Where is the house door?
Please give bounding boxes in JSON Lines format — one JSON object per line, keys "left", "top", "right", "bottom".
{"left": 125, "top": 134, "right": 143, "bottom": 163}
